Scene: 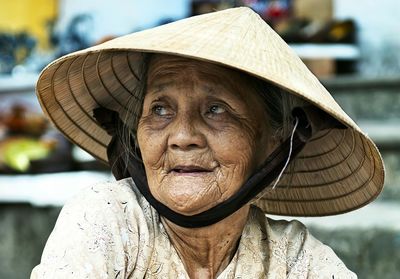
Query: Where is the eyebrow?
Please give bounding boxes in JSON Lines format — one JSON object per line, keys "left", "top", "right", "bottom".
{"left": 146, "top": 78, "right": 247, "bottom": 106}
{"left": 147, "top": 81, "right": 174, "bottom": 94}
{"left": 147, "top": 81, "right": 221, "bottom": 97}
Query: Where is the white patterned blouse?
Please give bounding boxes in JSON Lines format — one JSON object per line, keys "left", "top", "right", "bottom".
{"left": 31, "top": 178, "right": 357, "bottom": 279}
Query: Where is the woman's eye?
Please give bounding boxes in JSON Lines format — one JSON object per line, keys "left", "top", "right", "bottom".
{"left": 208, "top": 105, "right": 226, "bottom": 114}
{"left": 152, "top": 105, "right": 170, "bottom": 116}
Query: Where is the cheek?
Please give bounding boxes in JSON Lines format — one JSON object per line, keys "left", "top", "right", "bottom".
{"left": 137, "top": 127, "right": 169, "bottom": 203}
{"left": 213, "top": 128, "right": 261, "bottom": 179}
{"left": 213, "top": 117, "right": 272, "bottom": 183}
{"left": 137, "top": 124, "right": 167, "bottom": 169}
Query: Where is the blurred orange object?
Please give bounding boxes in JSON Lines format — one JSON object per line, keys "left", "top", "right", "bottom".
{"left": 3, "top": 104, "right": 48, "bottom": 136}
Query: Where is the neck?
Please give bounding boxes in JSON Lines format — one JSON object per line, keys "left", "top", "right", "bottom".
{"left": 162, "top": 205, "right": 250, "bottom": 279}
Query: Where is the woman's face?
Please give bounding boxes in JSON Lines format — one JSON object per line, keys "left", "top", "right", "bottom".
{"left": 137, "top": 55, "right": 274, "bottom": 216}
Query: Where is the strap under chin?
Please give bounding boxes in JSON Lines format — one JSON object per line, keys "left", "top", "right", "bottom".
{"left": 93, "top": 107, "right": 312, "bottom": 228}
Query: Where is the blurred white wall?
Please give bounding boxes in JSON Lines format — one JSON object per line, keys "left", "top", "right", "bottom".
{"left": 335, "top": 0, "right": 400, "bottom": 75}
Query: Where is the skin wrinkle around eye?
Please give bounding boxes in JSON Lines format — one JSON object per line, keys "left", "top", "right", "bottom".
{"left": 137, "top": 54, "right": 273, "bottom": 216}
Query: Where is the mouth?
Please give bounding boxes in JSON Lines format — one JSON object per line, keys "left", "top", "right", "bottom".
{"left": 169, "top": 165, "right": 213, "bottom": 175}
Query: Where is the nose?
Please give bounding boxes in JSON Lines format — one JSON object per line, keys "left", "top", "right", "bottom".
{"left": 168, "top": 111, "right": 207, "bottom": 151}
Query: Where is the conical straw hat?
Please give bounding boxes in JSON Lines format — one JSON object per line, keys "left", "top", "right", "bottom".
{"left": 36, "top": 7, "right": 384, "bottom": 216}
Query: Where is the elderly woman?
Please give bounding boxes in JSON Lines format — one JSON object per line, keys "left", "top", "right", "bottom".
{"left": 32, "top": 7, "right": 383, "bottom": 279}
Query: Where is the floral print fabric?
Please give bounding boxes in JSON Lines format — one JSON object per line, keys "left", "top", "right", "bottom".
{"left": 31, "top": 178, "right": 356, "bottom": 278}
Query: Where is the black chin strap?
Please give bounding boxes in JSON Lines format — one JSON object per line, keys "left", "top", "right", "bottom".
{"left": 93, "top": 107, "right": 312, "bottom": 228}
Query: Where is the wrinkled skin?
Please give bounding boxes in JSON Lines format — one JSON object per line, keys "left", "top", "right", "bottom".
{"left": 137, "top": 54, "right": 274, "bottom": 278}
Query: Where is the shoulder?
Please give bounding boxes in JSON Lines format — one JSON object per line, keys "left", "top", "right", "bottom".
{"left": 62, "top": 177, "right": 154, "bottom": 222}
{"left": 54, "top": 177, "right": 158, "bottom": 247}
{"left": 266, "top": 216, "right": 308, "bottom": 241}
{"left": 249, "top": 207, "right": 310, "bottom": 246}
{"left": 265, "top": 216, "right": 357, "bottom": 278}
{"left": 65, "top": 177, "right": 140, "bottom": 208}
{"left": 31, "top": 178, "right": 155, "bottom": 279}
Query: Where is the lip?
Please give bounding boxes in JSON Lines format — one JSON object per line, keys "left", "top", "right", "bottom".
{"left": 169, "top": 165, "right": 213, "bottom": 176}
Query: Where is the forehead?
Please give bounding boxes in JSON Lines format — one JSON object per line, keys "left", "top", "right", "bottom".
{"left": 146, "top": 54, "right": 252, "bottom": 97}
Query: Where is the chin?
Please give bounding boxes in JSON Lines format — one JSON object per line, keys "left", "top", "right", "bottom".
{"left": 157, "top": 187, "right": 222, "bottom": 216}
{"left": 163, "top": 193, "right": 219, "bottom": 216}
{"left": 152, "top": 175, "right": 223, "bottom": 215}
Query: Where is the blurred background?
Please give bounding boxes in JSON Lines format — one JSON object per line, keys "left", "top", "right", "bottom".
{"left": 0, "top": 0, "right": 399, "bottom": 278}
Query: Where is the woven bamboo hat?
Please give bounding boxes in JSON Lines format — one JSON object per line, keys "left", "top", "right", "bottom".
{"left": 36, "top": 7, "right": 384, "bottom": 217}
